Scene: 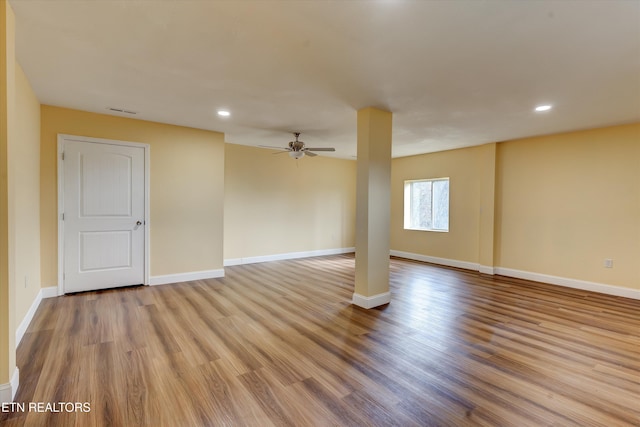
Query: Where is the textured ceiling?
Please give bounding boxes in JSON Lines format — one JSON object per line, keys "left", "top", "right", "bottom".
{"left": 10, "top": 0, "right": 640, "bottom": 158}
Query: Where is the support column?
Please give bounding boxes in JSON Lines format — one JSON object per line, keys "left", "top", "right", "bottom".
{"left": 0, "top": 0, "right": 17, "bottom": 403}
{"left": 478, "top": 143, "right": 496, "bottom": 275}
{"left": 352, "top": 107, "right": 392, "bottom": 309}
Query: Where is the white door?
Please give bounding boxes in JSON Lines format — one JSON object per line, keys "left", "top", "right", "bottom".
{"left": 61, "top": 138, "right": 146, "bottom": 293}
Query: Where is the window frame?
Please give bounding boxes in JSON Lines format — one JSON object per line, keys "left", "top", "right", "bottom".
{"left": 403, "top": 177, "right": 450, "bottom": 232}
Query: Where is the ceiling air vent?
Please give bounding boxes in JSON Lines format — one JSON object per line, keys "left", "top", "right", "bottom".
{"left": 107, "top": 107, "right": 137, "bottom": 115}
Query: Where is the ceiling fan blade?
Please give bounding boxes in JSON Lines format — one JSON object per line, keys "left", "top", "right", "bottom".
{"left": 258, "top": 145, "right": 290, "bottom": 151}
{"left": 304, "top": 151, "right": 318, "bottom": 157}
{"left": 306, "top": 147, "right": 336, "bottom": 152}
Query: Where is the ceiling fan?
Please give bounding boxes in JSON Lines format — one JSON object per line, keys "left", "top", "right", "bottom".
{"left": 260, "top": 132, "right": 336, "bottom": 159}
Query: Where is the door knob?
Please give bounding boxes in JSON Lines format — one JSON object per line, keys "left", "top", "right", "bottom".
{"left": 136, "top": 221, "right": 143, "bottom": 226}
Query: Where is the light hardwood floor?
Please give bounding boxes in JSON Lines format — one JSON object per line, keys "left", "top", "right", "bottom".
{"left": 2, "top": 255, "right": 639, "bottom": 426}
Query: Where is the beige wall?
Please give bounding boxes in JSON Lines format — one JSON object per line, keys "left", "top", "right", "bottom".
{"left": 40, "top": 106, "right": 225, "bottom": 283}
{"left": 224, "top": 144, "right": 356, "bottom": 260}
{"left": 13, "top": 63, "right": 41, "bottom": 328}
{"left": 495, "top": 124, "right": 640, "bottom": 289}
{"left": 1, "top": 0, "right": 16, "bottom": 386}
{"left": 391, "top": 145, "right": 484, "bottom": 264}
{"left": 390, "top": 123, "right": 639, "bottom": 291}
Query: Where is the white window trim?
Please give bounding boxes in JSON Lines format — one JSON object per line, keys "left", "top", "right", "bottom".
{"left": 403, "top": 177, "right": 450, "bottom": 232}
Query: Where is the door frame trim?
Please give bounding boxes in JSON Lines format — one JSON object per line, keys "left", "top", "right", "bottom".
{"left": 57, "top": 134, "right": 150, "bottom": 295}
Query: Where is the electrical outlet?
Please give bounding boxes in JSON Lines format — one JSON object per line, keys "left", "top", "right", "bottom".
{"left": 604, "top": 259, "right": 613, "bottom": 268}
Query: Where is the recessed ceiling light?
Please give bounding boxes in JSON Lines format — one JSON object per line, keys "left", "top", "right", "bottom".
{"left": 535, "top": 105, "right": 552, "bottom": 112}
{"left": 217, "top": 110, "right": 231, "bottom": 117}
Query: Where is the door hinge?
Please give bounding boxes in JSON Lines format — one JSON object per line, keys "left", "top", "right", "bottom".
{"left": 61, "top": 213, "right": 65, "bottom": 221}
{"left": 61, "top": 152, "right": 65, "bottom": 160}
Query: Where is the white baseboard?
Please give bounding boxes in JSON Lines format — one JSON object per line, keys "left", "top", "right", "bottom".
{"left": 149, "top": 269, "right": 225, "bottom": 286}
{"left": 0, "top": 368, "right": 19, "bottom": 402}
{"left": 224, "top": 247, "right": 356, "bottom": 267}
{"left": 8, "top": 285, "right": 57, "bottom": 402}
{"left": 479, "top": 265, "right": 495, "bottom": 275}
{"left": 41, "top": 286, "right": 59, "bottom": 298}
{"left": 390, "top": 249, "right": 639, "bottom": 300}
{"left": 390, "top": 250, "right": 479, "bottom": 271}
{"left": 15, "top": 291, "right": 43, "bottom": 347}
{"left": 16, "top": 286, "right": 58, "bottom": 347}
{"left": 494, "top": 267, "right": 640, "bottom": 300}
{"left": 11, "top": 368, "right": 18, "bottom": 401}
{"left": 352, "top": 292, "right": 391, "bottom": 309}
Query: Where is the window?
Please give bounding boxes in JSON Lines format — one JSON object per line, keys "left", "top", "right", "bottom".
{"left": 404, "top": 178, "right": 449, "bottom": 232}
